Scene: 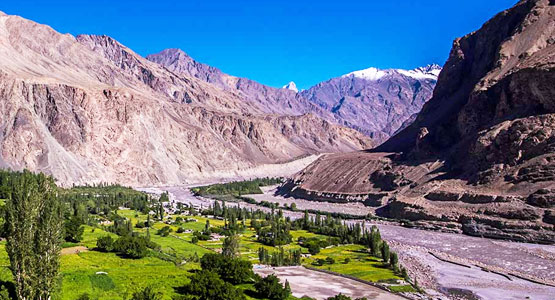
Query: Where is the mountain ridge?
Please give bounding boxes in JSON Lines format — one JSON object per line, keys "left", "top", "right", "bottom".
{"left": 148, "top": 48, "right": 440, "bottom": 142}
{"left": 279, "top": 0, "right": 555, "bottom": 244}
{"left": 0, "top": 12, "right": 372, "bottom": 186}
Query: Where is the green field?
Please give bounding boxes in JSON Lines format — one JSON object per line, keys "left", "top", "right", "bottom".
{"left": 0, "top": 208, "right": 411, "bottom": 299}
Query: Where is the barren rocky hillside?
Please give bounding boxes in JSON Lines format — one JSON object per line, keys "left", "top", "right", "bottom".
{"left": 280, "top": 0, "right": 555, "bottom": 244}
{"left": 0, "top": 12, "right": 372, "bottom": 186}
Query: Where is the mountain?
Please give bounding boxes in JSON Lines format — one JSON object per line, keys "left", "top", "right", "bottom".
{"left": 300, "top": 65, "right": 440, "bottom": 142}
{"left": 148, "top": 49, "right": 439, "bottom": 142}
{"left": 147, "top": 49, "right": 325, "bottom": 117}
{"left": 279, "top": 0, "right": 555, "bottom": 244}
{"left": 0, "top": 12, "right": 372, "bottom": 186}
{"left": 282, "top": 81, "right": 298, "bottom": 92}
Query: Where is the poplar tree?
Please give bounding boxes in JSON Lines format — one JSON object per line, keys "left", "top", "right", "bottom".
{"left": 4, "top": 171, "right": 63, "bottom": 300}
{"left": 222, "top": 234, "right": 240, "bottom": 258}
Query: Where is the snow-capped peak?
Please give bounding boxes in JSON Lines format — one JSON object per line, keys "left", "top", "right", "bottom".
{"left": 343, "top": 64, "right": 441, "bottom": 81}
{"left": 342, "top": 67, "right": 386, "bottom": 81}
{"left": 397, "top": 64, "right": 442, "bottom": 80}
{"left": 283, "top": 81, "right": 298, "bottom": 92}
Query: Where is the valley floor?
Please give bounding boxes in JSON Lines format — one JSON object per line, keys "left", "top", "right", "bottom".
{"left": 154, "top": 185, "right": 555, "bottom": 300}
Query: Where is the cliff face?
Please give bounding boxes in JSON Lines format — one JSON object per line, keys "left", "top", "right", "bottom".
{"left": 281, "top": 0, "right": 555, "bottom": 244}
{"left": 0, "top": 13, "right": 372, "bottom": 186}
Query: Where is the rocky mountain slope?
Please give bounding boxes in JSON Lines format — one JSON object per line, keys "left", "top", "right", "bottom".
{"left": 300, "top": 65, "right": 440, "bottom": 141}
{"left": 280, "top": 0, "right": 555, "bottom": 244}
{"left": 147, "top": 49, "right": 439, "bottom": 142}
{"left": 147, "top": 48, "right": 326, "bottom": 117}
{"left": 0, "top": 12, "right": 372, "bottom": 186}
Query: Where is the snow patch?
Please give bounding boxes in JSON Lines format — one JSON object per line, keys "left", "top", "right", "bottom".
{"left": 283, "top": 81, "right": 298, "bottom": 92}
{"left": 342, "top": 67, "right": 386, "bottom": 81}
{"left": 343, "top": 64, "right": 441, "bottom": 81}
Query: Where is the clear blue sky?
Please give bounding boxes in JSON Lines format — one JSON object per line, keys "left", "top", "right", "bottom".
{"left": 2, "top": 0, "right": 516, "bottom": 89}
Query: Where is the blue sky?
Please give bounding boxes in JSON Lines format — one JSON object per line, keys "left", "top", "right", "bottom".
{"left": 3, "top": 0, "right": 516, "bottom": 89}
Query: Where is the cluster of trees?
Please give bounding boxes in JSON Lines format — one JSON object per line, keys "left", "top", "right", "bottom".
{"left": 298, "top": 236, "right": 340, "bottom": 255}
{"left": 255, "top": 219, "right": 292, "bottom": 246}
{"left": 155, "top": 192, "right": 168, "bottom": 220}
{"left": 107, "top": 214, "right": 134, "bottom": 236}
{"left": 258, "top": 246, "right": 302, "bottom": 266}
{"left": 176, "top": 252, "right": 291, "bottom": 300}
{"left": 96, "top": 234, "right": 159, "bottom": 259}
{"left": 191, "top": 177, "right": 283, "bottom": 197}
{"left": 293, "top": 211, "right": 407, "bottom": 278}
{"left": 312, "top": 257, "right": 337, "bottom": 266}
{"left": 175, "top": 253, "right": 254, "bottom": 300}
{"left": 157, "top": 225, "right": 172, "bottom": 237}
{"left": 59, "top": 184, "right": 152, "bottom": 217}
{"left": 254, "top": 274, "right": 291, "bottom": 300}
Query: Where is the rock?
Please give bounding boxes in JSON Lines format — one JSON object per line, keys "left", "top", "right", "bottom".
{"left": 543, "top": 210, "right": 555, "bottom": 225}
{"left": 527, "top": 189, "right": 555, "bottom": 208}
{"left": 369, "top": 169, "right": 413, "bottom": 191}
{"left": 425, "top": 191, "right": 461, "bottom": 202}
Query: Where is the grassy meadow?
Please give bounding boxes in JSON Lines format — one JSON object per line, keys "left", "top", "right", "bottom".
{"left": 0, "top": 207, "right": 411, "bottom": 299}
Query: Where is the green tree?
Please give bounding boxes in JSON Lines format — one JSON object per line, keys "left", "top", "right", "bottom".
{"left": 113, "top": 235, "right": 149, "bottom": 259}
{"left": 255, "top": 274, "right": 289, "bottom": 300}
{"left": 64, "top": 215, "right": 84, "bottom": 242}
{"left": 181, "top": 270, "right": 246, "bottom": 300}
{"left": 284, "top": 280, "right": 291, "bottom": 296}
{"left": 381, "top": 242, "right": 390, "bottom": 264}
{"left": 401, "top": 267, "right": 409, "bottom": 281}
{"left": 76, "top": 293, "right": 91, "bottom": 300}
{"left": 222, "top": 234, "right": 240, "bottom": 258}
{"left": 200, "top": 253, "right": 253, "bottom": 284}
{"left": 327, "top": 295, "right": 351, "bottom": 300}
{"left": 389, "top": 252, "right": 398, "bottom": 268}
{"left": 4, "top": 171, "right": 63, "bottom": 300}
{"left": 157, "top": 226, "right": 172, "bottom": 237}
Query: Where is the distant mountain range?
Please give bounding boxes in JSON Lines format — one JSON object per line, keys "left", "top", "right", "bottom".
{"left": 148, "top": 49, "right": 440, "bottom": 142}
{"left": 0, "top": 9, "right": 439, "bottom": 186}
{"left": 300, "top": 64, "right": 440, "bottom": 141}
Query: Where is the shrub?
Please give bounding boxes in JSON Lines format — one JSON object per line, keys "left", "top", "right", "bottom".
{"left": 157, "top": 226, "right": 172, "bottom": 237}
{"left": 325, "top": 257, "right": 335, "bottom": 265}
{"left": 96, "top": 235, "right": 114, "bottom": 252}
{"left": 131, "top": 286, "right": 162, "bottom": 300}
{"left": 76, "top": 294, "right": 91, "bottom": 300}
